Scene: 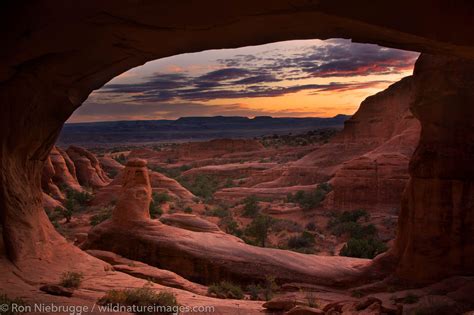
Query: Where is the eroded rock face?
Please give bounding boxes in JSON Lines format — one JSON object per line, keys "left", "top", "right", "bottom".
{"left": 111, "top": 159, "right": 152, "bottom": 224}
{"left": 66, "top": 146, "right": 110, "bottom": 189}
{"left": 326, "top": 77, "right": 421, "bottom": 211}
{"left": 393, "top": 54, "right": 474, "bottom": 282}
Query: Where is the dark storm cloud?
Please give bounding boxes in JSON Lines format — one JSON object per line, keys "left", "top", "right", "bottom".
{"left": 99, "top": 39, "right": 418, "bottom": 103}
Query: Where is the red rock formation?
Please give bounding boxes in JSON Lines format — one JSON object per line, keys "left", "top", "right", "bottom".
{"left": 392, "top": 54, "right": 474, "bottom": 282}
{"left": 149, "top": 171, "right": 195, "bottom": 200}
{"left": 111, "top": 159, "right": 152, "bottom": 224}
{"left": 92, "top": 168, "right": 195, "bottom": 206}
{"left": 66, "top": 146, "right": 110, "bottom": 189}
{"left": 85, "top": 158, "right": 374, "bottom": 286}
{"left": 98, "top": 155, "right": 124, "bottom": 177}
{"left": 221, "top": 77, "right": 420, "bottom": 213}
{"left": 326, "top": 77, "right": 421, "bottom": 211}
{"left": 49, "top": 146, "right": 83, "bottom": 192}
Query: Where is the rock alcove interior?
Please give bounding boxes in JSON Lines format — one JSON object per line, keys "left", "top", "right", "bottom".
{"left": 0, "top": 0, "right": 473, "bottom": 305}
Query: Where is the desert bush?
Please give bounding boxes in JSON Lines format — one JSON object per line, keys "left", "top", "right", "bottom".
{"left": 263, "top": 275, "right": 279, "bottom": 301}
{"left": 244, "top": 214, "right": 275, "bottom": 247}
{"left": 305, "top": 222, "right": 317, "bottom": 231}
{"left": 219, "top": 216, "right": 243, "bottom": 238}
{"left": 205, "top": 204, "right": 230, "bottom": 218}
{"left": 272, "top": 219, "right": 303, "bottom": 233}
{"left": 60, "top": 271, "right": 84, "bottom": 288}
{"left": 90, "top": 206, "right": 113, "bottom": 226}
{"left": 152, "top": 192, "right": 171, "bottom": 204}
{"left": 179, "top": 174, "right": 218, "bottom": 201}
{"left": 241, "top": 195, "right": 260, "bottom": 217}
{"left": 98, "top": 285, "right": 178, "bottom": 314}
{"left": 305, "top": 291, "right": 318, "bottom": 308}
{"left": 328, "top": 209, "right": 369, "bottom": 227}
{"left": 64, "top": 189, "right": 93, "bottom": 210}
{"left": 208, "top": 281, "right": 244, "bottom": 299}
{"left": 328, "top": 209, "right": 374, "bottom": 238}
{"left": 183, "top": 206, "right": 192, "bottom": 214}
{"left": 113, "top": 153, "right": 127, "bottom": 165}
{"left": 402, "top": 293, "right": 419, "bottom": 304}
{"left": 287, "top": 183, "right": 332, "bottom": 211}
{"left": 340, "top": 237, "right": 387, "bottom": 259}
{"left": 287, "top": 230, "right": 316, "bottom": 253}
{"left": 149, "top": 203, "right": 163, "bottom": 219}
{"left": 246, "top": 284, "right": 262, "bottom": 300}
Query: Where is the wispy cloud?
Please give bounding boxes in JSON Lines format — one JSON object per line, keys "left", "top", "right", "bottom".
{"left": 72, "top": 39, "right": 418, "bottom": 122}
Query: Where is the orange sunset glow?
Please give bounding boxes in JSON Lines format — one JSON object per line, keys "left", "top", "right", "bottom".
{"left": 69, "top": 39, "right": 418, "bottom": 122}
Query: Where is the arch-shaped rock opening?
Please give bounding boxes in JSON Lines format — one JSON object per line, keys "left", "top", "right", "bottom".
{"left": 1, "top": 1, "right": 473, "bottom": 309}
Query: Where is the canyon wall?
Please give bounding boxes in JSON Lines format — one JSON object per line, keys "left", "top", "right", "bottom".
{"left": 393, "top": 54, "right": 474, "bottom": 282}
{"left": 326, "top": 77, "right": 420, "bottom": 212}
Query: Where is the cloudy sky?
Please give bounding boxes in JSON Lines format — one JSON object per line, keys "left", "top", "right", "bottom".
{"left": 69, "top": 39, "right": 419, "bottom": 122}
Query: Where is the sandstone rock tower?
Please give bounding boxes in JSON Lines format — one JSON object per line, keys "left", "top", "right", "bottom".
{"left": 112, "top": 159, "right": 152, "bottom": 224}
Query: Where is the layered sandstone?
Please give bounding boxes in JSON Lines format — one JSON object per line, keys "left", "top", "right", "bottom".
{"left": 326, "top": 77, "right": 421, "bottom": 211}
{"left": 84, "top": 159, "right": 374, "bottom": 286}
{"left": 66, "top": 146, "right": 110, "bottom": 188}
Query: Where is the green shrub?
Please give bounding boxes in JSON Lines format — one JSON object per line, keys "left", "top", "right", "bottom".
{"left": 150, "top": 165, "right": 182, "bottom": 179}
{"left": 328, "top": 209, "right": 374, "bottom": 239}
{"left": 219, "top": 216, "right": 243, "bottom": 237}
{"left": 208, "top": 281, "right": 244, "bottom": 299}
{"left": 60, "top": 271, "right": 84, "bottom": 288}
{"left": 245, "top": 214, "right": 275, "bottom": 247}
{"left": 272, "top": 219, "right": 303, "bottom": 233}
{"left": 305, "top": 222, "right": 317, "bottom": 231}
{"left": 152, "top": 192, "right": 171, "bottom": 204}
{"left": 179, "top": 174, "right": 219, "bottom": 201}
{"left": 149, "top": 202, "right": 163, "bottom": 219}
{"left": 305, "top": 291, "right": 318, "bottom": 308}
{"left": 205, "top": 204, "right": 230, "bottom": 218}
{"left": 90, "top": 207, "right": 113, "bottom": 226}
{"left": 98, "top": 285, "right": 178, "bottom": 314}
{"left": 287, "top": 231, "right": 316, "bottom": 253}
{"left": 242, "top": 195, "right": 260, "bottom": 217}
{"left": 183, "top": 206, "right": 193, "bottom": 214}
{"left": 246, "top": 284, "right": 262, "bottom": 300}
{"left": 287, "top": 183, "right": 332, "bottom": 211}
{"left": 340, "top": 238, "right": 388, "bottom": 259}
{"left": 263, "top": 276, "right": 279, "bottom": 301}
{"left": 113, "top": 154, "right": 127, "bottom": 165}
{"left": 402, "top": 293, "right": 419, "bottom": 304}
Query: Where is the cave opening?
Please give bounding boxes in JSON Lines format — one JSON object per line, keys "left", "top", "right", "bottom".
{"left": 46, "top": 38, "right": 421, "bottom": 287}
{"left": 1, "top": 2, "right": 473, "bottom": 313}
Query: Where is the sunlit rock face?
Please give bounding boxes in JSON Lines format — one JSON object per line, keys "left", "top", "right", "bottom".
{"left": 392, "top": 54, "right": 474, "bottom": 282}
{"left": 327, "top": 77, "right": 421, "bottom": 212}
